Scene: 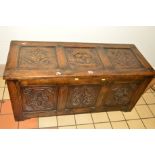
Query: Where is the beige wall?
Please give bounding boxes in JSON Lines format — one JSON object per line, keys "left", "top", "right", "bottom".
{"left": 0, "top": 26, "right": 155, "bottom": 67}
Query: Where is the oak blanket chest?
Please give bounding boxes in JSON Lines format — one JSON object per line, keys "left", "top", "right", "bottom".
{"left": 3, "top": 41, "right": 155, "bottom": 121}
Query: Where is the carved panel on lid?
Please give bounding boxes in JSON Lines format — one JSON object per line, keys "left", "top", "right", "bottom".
{"left": 67, "top": 85, "right": 101, "bottom": 108}
{"left": 22, "top": 86, "right": 58, "bottom": 112}
{"left": 65, "top": 47, "right": 103, "bottom": 70}
{"left": 18, "top": 47, "right": 58, "bottom": 69}
{"left": 106, "top": 48, "right": 142, "bottom": 69}
{"left": 104, "top": 81, "right": 140, "bottom": 106}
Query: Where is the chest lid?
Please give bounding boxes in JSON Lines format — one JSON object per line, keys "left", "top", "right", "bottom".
{"left": 3, "top": 41, "right": 155, "bottom": 80}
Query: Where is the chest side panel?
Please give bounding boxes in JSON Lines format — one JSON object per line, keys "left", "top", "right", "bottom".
{"left": 104, "top": 80, "right": 142, "bottom": 107}
{"left": 21, "top": 86, "right": 58, "bottom": 112}
{"left": 66, "top": 84, "right": 101, "bottom": 109}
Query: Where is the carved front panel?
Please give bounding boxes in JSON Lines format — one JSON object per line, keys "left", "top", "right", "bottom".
{"left": 106, "top": 48, "right": 142, "bottom": 69}
{"left": 22, "top": 86, "right": 58, "bottom": 112}
{"left": 18, "top": 47, "right": 58, "bottom": 69}
{"left": 65, "top": 47, "right": 103, "bottom": 70}
{"left": 104, "top": 81, "right": 141, "bottom": 106}
{"left": 67, "top": 85, "right": 101, "bottom": 108}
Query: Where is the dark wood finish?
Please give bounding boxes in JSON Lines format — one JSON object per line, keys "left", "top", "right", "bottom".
{"left": 7, "top": 80, "right": 23, "bottom": 120}
{"left": 3, "top": 41, "right": 155, "bottom": 121}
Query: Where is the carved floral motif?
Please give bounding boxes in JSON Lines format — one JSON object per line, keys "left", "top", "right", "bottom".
{"left": 65, "top": 48, "right": 102, "bottom": 69}
{"left": 105, "top": 82, "right": 139, "bottom": 106}
{"left": 23, "top": 48, "right": 49, "bottom": 64}
{"left": 106, "top": 49, "right": 142, "bottom": 69}
{"left": 22, "top": 87, "right": 57, "bottom": 112}
{"left": 67, "top": 85, "right": 100, "bottom": 108}
{"left": 18, "top": 47, "right": 57, "bottom": 68}
{"left": 72, "top": 52, "right": 95, "bottom": 64}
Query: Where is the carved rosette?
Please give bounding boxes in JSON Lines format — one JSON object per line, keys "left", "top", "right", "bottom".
{"left": 106, "top": 48, "right": 142, "bottom": 69}
{"left": 105, "top": 82, "right": 139, "bottom": 106}
{"left": 65, "top": 47, "right": 102, "bottom": 69}
{"left": 22, "top": 87, "right": 57, "bottom": 112}
{"left": 67, "top": 85, "right": 100, "bottom": 108}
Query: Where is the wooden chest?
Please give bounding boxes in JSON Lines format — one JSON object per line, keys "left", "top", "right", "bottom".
{"left": 3, "top": 41, "right": 155, "bottom": 121}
